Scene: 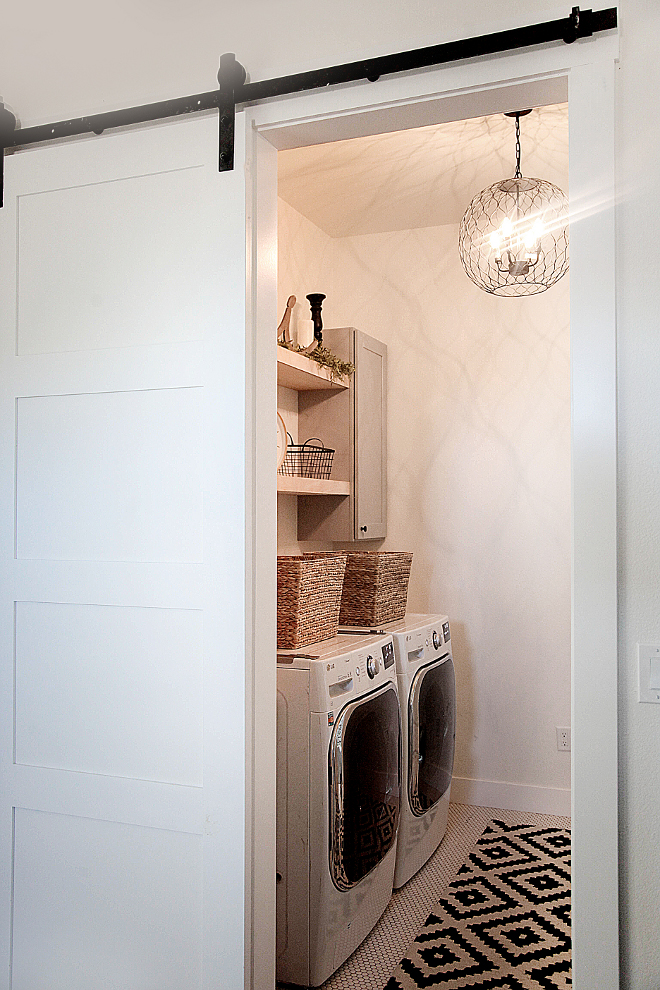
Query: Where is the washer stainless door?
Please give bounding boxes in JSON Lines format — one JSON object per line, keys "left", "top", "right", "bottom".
{"left": 329, "top": 683, "right": 400, "bottom": 890}
{"left": 408, "top": 655, "right": 455, "bottom": 816}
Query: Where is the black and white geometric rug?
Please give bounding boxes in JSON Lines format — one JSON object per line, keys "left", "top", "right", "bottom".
{"left": 384, "top": 819, "right": 571, "bottom": 990}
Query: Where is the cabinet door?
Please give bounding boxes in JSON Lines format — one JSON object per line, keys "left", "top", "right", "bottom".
{"left": 297, "top": 328, "right": 387, "bottom": 542}
{"left": 354, "top": 330, "right": 387, "bottom": 540}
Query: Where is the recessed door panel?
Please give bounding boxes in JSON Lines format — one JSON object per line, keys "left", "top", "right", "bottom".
{"left": 354, "top": 331, "right": 387, "bottom": 540}
{"left": 15, "top": 601, "right": 203, "bottom": 785}
{"left": 11, "top": 808, "right": 203, "bottom": 990}
{"left": 16, "top": 167, "right": 215, "bottom": 356}
{"left": 16, "top": 387, "right": 203, "bottom": 562}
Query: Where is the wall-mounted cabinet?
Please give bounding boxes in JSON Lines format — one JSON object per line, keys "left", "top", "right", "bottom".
{"left": 296, "top": 327, "right": 387, "bottom": 542}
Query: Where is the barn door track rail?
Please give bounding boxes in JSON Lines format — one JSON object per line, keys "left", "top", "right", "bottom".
{"left": 0, "top": 5, "right": 617, "bottom": 206}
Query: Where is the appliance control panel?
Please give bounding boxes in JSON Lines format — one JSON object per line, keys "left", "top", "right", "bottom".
{"left": 431, "top": 623, "right": 450, "bottom": 649}
{"left": 308, "top": 634, "right": 397, "bottom": 712}
{"left": 405, "top": 619, "right": 452, "bottom": 663}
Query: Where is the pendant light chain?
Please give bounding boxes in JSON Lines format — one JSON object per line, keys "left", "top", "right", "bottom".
{"left": 514, "top": 113, "right": 522, "bottom": 179}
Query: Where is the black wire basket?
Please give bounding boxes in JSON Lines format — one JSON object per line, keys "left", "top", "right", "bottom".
{"left": 278, "top": 435, "right": 335, "bottom": 480}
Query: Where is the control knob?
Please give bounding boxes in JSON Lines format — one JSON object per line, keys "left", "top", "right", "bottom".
{"left": 432, "top": 629, "right": 440, "bottom": 650}
{"left": 366, "top": 654, "right": 380, "bottom": 679}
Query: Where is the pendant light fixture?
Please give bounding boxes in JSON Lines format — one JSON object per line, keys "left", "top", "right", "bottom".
{"left": 458, "top": 110, "right": 569, "bottom": 296}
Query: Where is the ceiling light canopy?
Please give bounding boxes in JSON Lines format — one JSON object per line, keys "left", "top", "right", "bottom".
{"left": 458, "top": 110, "right": 569, "bottom": 297}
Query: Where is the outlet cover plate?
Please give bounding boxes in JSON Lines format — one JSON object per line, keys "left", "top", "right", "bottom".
{"left": 639, "top": 644, "right": 660, "bottom": 703}
{"left": 556, "top": 726, "right": 571, "bottom": 751}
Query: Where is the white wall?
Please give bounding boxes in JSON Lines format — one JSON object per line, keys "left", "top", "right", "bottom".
{"left": 278, "top": 192, "right": 571, "bottom": 811}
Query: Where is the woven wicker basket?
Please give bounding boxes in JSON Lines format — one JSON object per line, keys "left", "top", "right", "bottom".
{"left": 338, "top": 551, "right": 413, "bottom": 627}
{"left": 278, "top": 436, "right": 335, "bottom": 480}
{"left": 277, "top": 553, "right": 347, "bottom": 649}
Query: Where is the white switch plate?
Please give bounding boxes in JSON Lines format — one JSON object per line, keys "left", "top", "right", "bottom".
{"left": 638, "top": 644, "right": 660, "bottom": 703}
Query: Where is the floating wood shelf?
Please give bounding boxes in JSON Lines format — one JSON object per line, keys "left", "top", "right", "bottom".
{"left": 277, "top": 346, "right": 349, "bottom": 391}
{"left": 277, "top": 476, "right": 350, "bottom": 496}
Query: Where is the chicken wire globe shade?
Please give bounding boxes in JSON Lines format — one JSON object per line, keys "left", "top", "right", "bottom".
{"left": 458, "top": 176, "right": 569, "bottom": 297}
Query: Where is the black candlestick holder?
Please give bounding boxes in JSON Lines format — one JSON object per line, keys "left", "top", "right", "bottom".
{"left": 306, "top": 293, "right": 326, "bottom": 346}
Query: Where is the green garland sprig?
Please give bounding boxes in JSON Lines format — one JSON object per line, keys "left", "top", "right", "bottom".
{"left": 278, "top": 340, "right": 355, "bottom": 382}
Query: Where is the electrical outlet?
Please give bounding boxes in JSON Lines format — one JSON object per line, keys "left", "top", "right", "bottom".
{"left": 556, "top": 727, "right": 571, "bottom": 751}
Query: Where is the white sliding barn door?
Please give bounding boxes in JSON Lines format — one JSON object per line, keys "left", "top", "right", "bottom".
{"left": 0, "top": 113, "right": 247, "bottom": 989}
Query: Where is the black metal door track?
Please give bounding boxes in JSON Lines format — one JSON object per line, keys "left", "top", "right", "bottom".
{"left": 0, "top": 6, "right": 617, "bottom": 206}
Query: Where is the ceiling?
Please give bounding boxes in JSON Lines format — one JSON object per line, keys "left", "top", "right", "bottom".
{"left": 277, "top": 103, "right": 568, "bottom": 237}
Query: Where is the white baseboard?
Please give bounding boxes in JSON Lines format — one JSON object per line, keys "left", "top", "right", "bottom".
{"left": 450, "top": 776, "right": 571, "bottom": 817}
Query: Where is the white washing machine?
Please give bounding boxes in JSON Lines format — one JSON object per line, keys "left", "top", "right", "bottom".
{"left": 340, "top": 615, "right": 455, "bottom": 888}
{"left": 276, "top": 632, "right": 401, "bottom": 987}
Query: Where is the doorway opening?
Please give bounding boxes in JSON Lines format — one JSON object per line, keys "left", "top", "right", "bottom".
{"left": 277, "top": 100, "right": 571, "bottom": 806}
{"left": 274, "top": 101, "right": 571, "bottom": 987}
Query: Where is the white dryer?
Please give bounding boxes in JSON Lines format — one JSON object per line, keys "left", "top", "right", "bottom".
{"left": 276, "top": 632, "right": 401, "bottom": 987}
{"left": 340, "top": 615, "right": 455, "bottom": 889}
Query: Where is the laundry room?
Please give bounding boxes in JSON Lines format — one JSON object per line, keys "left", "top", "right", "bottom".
{"left": 275, "top": 99, "right": 572, "bottom": 987}
{"left": 276, "top": 101, "right": 571, "bottom": 808}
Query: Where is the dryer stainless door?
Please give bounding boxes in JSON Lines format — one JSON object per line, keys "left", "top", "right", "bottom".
{"left": 329, "top": 683, "right": 400, "bottom": 891}
{"left": 408, "top": 655, "right": 455, "bottom": 816}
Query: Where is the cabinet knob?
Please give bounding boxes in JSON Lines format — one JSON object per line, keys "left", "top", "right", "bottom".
{"left": 360, "top": 525, "right": 368, "bottom": 532}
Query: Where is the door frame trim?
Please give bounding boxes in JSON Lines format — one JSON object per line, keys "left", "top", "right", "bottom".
{"left": 245, "top": 35, "right": 619, "bottom": 990}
